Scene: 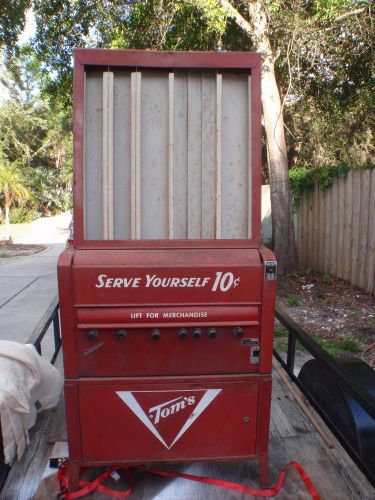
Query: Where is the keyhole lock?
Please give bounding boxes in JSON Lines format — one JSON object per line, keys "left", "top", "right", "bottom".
{"left": 243, "top": 416, "right": 250, "bottom": 424}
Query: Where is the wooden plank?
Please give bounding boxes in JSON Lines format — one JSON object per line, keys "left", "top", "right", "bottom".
{"left": 113, "top": 71, "right": 132, "bottom": 240}
{"left": 301, "top": 194, "right": 309, "bottom": 267}
{"left": 367, "top": 170, "right": 375, "bottom": 294}
{"left": 187, "top": 72, "right": 203, "bottom": 239}
{"left": 337, "top": 176, "right": 345, "bottom": 279}
{"left": 358, "top": 170, "right": 371, "bottom": 290}
{"left": 84, "top": 72, "right": 103, "bottom": 240}
{"left": 324, "top": 187, "right": 332, "bottom": 274}
{"left": 351, "top": 171, "right": 362, "bottom": 286}
{"left": 201, "top": 73, "right": 216, "bottom": 239}
{"left": 312, "top": 186, "right": 320, "bottom": 272}
{"left": 343, "top": 171, "right": 353, "bottom": 281}
{"left": 221, "top": 73, "right": 249, "bottom": 239}
{"left": 296, "top": 200, "right": 303, "bottom": 267}
{"left": 102, "top": 71, "right": 114, "bottom": 240}
{"left": 1, "top": 410, "right": 55, "bottom": 500}
{"left": 330, "top": 180, "right": 338, "bottom": 277}
{"left": 318, "top": 184, "right": 326, "bottom": 273}
{"left": 306, "top": 193, "right": 314, "bottom": 268}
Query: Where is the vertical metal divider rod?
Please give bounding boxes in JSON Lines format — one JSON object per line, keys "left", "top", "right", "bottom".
{"left": 286, "top": 333, "right": 296, "bottom": 373}
{"left": 102, "top": 71, "right": 114, "bottom": 240}
{"left": 168, "top": 73, "right": 174, "bottom": 239}
{"left": 215, "top": 73, "right": 222, "bottom": 239}
{"left": 248, "top": 74, "right": 252, "bottom": 239}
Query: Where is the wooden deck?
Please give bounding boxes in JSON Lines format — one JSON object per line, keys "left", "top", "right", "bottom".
{"left": 1, "top": 358, "right": 374, "bottom": 500}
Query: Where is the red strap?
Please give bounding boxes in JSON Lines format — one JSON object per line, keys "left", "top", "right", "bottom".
{"left": 57, "top": 464, "right": 134, "bottom": 499}
{"left": 57, "top": 460, "right": 319, "bottom": 499}
{"left": 146, "top": 461, "right": 320, "bottom": 499}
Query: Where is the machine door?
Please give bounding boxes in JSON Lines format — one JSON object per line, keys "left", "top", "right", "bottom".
{"left": 77, "top": 377, "right": 263, "bottom": 463}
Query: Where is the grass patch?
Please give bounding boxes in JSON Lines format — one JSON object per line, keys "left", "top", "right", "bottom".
{"left": 287, "top": 294, "right": 300, "bottom": 307}
{"left": 323, "top": 274, "right": 332, "bottom": 284}
{"left": 273, "top": 326, "right": 361, "bottom": 358}
{"left": 273, "top": 326, "right": 289, "bottom": 351}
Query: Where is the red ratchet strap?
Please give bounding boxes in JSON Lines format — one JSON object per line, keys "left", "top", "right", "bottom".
{"left": 57, "top": 463, "right": 134, "bottom": 499}
{"left": 57, "top": 460, "right": 320, "bottom": 499}
{"left": 148, "top": 461, "right": 320, "bottom": 499}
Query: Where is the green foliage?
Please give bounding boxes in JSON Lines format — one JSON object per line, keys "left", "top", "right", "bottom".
{"left": 273, "top": 325, "right": 289, "bottom": 351}
{"left": 9, "top": 206, "right": 40, "bottom": 224}
{"left": 0, "top": 1, "right": 31, "bottom": 52}
{"left": 322, "top": 274, "right": 332, "bottom": 284}
{"left": 0, "top": 48, "right": 72, "bottom": 219}
{"left": 303, "top": 267, "right": 312, "bottom": 276}
{"left": 287, "top": 294, "right": 300, "bottom": 307}
{"left": 311, "top": 334, "right": 361, "bottom": 358}
{"left": 289, "top": 163, "right": 374, "bottom": 206}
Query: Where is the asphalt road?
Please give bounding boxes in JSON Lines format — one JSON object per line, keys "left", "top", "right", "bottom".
{"left": 0, "top": 213, "right": 70, "bottom": 358}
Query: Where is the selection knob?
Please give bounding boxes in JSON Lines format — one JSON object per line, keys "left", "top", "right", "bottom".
{"left": 233, "top": 326, "right": 244, "bottom": 337}
{"left": 192, "top": 328, "right": 202, "bottom": 339}
{"left": 178, "top": 328, "right": 188, "bottom": 339}
{"left": 151, "top": 328, "right": 161, "bottom": 340}
{"left": 87, "top": 329, "right": 98, "bottom": 340}
{"left": 117, "top": 329, "right": 127, "bottom": 340}
{"left": 207, "top": 327, "right": 217, "bottom": 338}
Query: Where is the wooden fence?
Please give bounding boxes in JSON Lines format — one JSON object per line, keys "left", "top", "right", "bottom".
{"left": 296, "top": 169, "right": 375, "bottom": 294}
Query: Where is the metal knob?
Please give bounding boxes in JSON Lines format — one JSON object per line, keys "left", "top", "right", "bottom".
{"left": 87, "top": 329, "right": 98, "bottom": 340}
{"left": 207, "top": 327, "right": 217, "bottom": 338}
{"left": 117, "top": 329, "right": 127, "bottom": 340}
{"left": 233, "top": 326, "right": 244, "bottom": 337}
{"left": 178, "top": 328, "right": 188, "bottom": 339}
{"left": 192, "top": 328, "right": 201, "bottom": 339}
{"left": 151, "top": 328, "right": 161, "bottom": 340}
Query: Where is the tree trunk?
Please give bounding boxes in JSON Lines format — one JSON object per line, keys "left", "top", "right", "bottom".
{"left": 247, "top": 0, "right": 298, "bottom": 274}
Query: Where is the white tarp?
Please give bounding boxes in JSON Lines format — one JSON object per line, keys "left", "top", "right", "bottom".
{"left": 0, "top": 341, "right": 63, "bottom": 464}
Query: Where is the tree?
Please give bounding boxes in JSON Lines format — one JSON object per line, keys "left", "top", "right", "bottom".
{"left": 0, "top": 1, "right": 31, "bottom": 52}
{"left": 0, "top": 159, "right": 30, "bottom": 224}
{"left": 0, "top": 48, "right": 73, "bottom": 220}
{"left": 2, "top": 1, "right": 373, "bottom": 272}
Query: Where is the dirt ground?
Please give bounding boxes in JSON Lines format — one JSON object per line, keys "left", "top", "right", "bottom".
{"left": 0, "top": 243, "right": 46, "bottom": 260}
{"left": 277, "top": 271, "right": 375, "bottom": 368}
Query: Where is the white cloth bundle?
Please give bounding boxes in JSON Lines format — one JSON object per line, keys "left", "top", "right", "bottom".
{"left": 0, "top": 341, "right": 63, "bottom": 464}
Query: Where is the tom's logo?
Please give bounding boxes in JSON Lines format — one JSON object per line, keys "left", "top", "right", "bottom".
{"left": 116, "top": 389, "right": 221, "bottom": 449}
{"left": 149, "top": 395, "right": 195, "bottom": 424}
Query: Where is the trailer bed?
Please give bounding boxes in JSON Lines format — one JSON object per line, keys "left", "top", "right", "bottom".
{"left": 1, "top": 356, "right": 374, "bottom": 500}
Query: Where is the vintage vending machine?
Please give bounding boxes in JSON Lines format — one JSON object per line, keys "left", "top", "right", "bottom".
{"left": 58, "top": 49, "right": 277, "bottom": 492}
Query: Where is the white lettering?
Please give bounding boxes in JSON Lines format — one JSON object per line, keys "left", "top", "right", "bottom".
{"left": 95, "top": 274, "right": 106, "bottom": 288}
{"left": 149, "top": 395, "right": 196, "bottom": 425}
{"left": 146, "top": 274, "right": 156, "bottom": 287}
{"left": 95, "top": 273, "right": 239, "bottom": 291}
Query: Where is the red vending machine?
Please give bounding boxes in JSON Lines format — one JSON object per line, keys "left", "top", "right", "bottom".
{"left": 58, "top": 49, "right": 277, "bottom": 492}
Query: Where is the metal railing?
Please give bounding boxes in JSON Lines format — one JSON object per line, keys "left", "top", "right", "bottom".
{"left": 274, "top": 304, "right": 375, "bottom": 486}
{"left": 27, "top": 295, "right": 61, "bottom": 364}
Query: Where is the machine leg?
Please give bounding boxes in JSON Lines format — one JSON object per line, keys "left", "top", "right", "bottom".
{"left": 258, "top": 453, "right": 269, "bottom": 488}
{"left": 68, "top": 462, "right": 81, "bottom": 493}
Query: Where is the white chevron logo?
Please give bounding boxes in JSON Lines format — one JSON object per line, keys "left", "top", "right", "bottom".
{"left": 116, "top": 389, "right": 221, "bottom": 449}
